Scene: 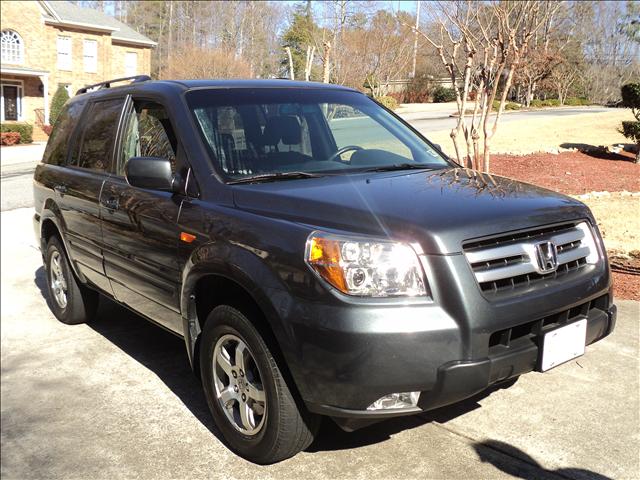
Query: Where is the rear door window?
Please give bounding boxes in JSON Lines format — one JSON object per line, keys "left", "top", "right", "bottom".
{"left": 71, "top": 98, "right": 125, "bottom": 172}
{"left": 42, "top": 100, "right": 86, "bottom": 166}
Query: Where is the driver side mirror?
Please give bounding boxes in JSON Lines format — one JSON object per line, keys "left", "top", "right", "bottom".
{"left": 125, "top": 157, "right": 175, "bottom": 191}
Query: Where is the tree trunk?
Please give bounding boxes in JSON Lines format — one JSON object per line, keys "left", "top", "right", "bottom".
{"left": 285, "top": 47, "right": 295, "bottom": 80}
{"left": 483, "top": 137, "right": 491, "bottom": 173}
{"left": 304, "top": 46, "right": 315, "bottom": 81}
{"left": 322, "top": 41, "right": 332, "bottom": 83}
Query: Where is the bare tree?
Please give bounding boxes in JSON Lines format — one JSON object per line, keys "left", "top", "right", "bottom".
{"left": 407, "top": 0, "right": 559, "bottom": 172}
{"left": 163, "top": 47, "right": 251, "bottom": 79}
{"left": 547, "top": 58, "right": 582, "bottom": 105}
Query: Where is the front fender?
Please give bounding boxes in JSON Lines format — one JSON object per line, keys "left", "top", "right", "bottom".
{"left": 180, "top": 240, "right": 293, "bottom": 369}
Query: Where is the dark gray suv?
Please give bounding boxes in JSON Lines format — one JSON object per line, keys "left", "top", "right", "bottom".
{"left": 33, "top": 76, "right": 616, "bottom": 464}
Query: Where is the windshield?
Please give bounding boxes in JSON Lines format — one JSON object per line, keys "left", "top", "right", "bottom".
{"left": 186, "top": 88, "right": 450, "bottom": 182}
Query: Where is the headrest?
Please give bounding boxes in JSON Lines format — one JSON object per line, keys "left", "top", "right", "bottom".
{"left": 262, "top": 117, "right": 281, "bottom": 146}
{"left": 262, "top": 116, "right": 301, "bottom": 146}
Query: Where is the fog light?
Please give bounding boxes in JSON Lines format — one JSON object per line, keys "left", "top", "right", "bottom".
{"left": 367, "top": 391, "right": 420, "bottom": 411}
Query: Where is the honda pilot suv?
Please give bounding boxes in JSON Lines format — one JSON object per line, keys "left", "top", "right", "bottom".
{"left": 34, "top": 76, "right": 616, "bottom": 464}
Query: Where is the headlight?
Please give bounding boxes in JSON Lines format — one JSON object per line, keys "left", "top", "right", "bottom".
{"left": 305, "top": 231, "right": 427, "bottom": 297}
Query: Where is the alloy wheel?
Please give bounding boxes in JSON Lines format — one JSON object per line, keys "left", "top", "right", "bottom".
{"left": 49, "top": 250, "right": 68, "bottom": 309}
{"left": 212, "top": 333, "right": 267, "bottom": 435}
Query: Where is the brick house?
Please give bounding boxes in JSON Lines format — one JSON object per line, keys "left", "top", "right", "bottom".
{"left": 0, "top": 0, "right": 155, "bottom": 140}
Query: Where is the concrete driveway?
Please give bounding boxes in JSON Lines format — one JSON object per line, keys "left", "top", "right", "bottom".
{"left": 1, "top": 207, "right": 639, "bottom": 479}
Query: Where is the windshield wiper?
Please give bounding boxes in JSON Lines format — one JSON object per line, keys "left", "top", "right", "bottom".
{"left": 362, "top": 163, "right": 437, "bottom": 173}
{"left": 227, "top": 171, "right": 324, "bottom": 184}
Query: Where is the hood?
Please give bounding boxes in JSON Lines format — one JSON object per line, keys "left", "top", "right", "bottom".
{"left": 232, "top": 168, "right": 591, "bottom": 254}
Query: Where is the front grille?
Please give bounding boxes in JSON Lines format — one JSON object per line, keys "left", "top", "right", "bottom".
{"left": 488, "top": 295, "right": 608, "bottom": 355}
{"left": 463, "top": 221, "right": 598, "bottom": 294}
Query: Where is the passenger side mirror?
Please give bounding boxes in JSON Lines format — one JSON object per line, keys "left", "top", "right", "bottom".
{"left": 125, "top": 157, "right": 175, "bottom": 191}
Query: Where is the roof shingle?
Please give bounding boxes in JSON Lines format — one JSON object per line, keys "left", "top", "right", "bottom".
{"left": 43, "top": 1, "right": 155, "bottom": 46}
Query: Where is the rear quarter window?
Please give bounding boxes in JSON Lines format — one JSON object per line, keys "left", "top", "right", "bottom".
{"left": 42, "top": 100, "right": 86, "bottom": 166}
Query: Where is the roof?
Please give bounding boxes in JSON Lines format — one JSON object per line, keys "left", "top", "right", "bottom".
{"left": 0, "top": 65, "right": 49, "bottom": 75}
{"left": 74, "top": 78, "right": 361, "bottom": 101}
{"left": 165, "top": 79, "right": 358, "bottom": 91}
{"left": 40, "top": 1, "right": 156, "bottom": 47}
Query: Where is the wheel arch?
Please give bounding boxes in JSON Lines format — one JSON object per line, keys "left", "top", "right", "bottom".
{"left": 39, "top": 207, "right": 85, "bottom": 282}
{"left": 182, "top": 270, "right": 302, "bottom": 405}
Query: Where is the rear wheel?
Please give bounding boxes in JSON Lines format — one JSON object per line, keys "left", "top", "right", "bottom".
{"left": 45, "top": 236, "right": 98, "bottom": 325}
{"left": 200, "top": 305, "right": 319, "bottom": 464}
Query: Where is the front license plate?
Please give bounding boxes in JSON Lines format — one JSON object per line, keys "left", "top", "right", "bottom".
{"left": 540, "top": 319, "right": 587, "bottom": 372}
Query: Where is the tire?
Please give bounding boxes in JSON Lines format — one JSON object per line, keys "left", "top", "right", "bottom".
{"left": 200, "top": 305, "right": 319, "bottom": 464}
{"left": 45, "top": 236, "right": 98, "bottom": 325}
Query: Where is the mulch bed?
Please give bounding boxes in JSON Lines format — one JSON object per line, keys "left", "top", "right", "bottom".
{"left": 491, "top": 150, "right": 640, "bottom": 300}
{"left": 612, "top": 272, "right": 640, "bottom": 301}
{"left": 490, "top": 150, "right": 639, "bottom": 194}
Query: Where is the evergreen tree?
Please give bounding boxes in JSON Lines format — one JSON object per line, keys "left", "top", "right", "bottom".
{"left": 49, "top": 85, "right": 70, "bottom": 126}
{"left": 281, "top": 1, "right": 317, "bottom": 79}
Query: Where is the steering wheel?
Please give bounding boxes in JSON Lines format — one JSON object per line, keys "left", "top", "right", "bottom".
{"left": 327, "top": 145, "right": 363, "bottom": 163}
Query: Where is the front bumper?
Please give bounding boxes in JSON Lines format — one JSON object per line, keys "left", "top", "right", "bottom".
{"left": 272, "top": 248, "right": 614, "bottom": 430}
{"left": 305, "top": 299, "right": 616, "bottom": 430}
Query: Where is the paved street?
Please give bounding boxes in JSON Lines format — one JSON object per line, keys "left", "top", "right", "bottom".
{"left": 404, "top": 106, "right": 613, "bottom": 133}
{"left": 1, "top": 207, "right": 638, "bottom": 479}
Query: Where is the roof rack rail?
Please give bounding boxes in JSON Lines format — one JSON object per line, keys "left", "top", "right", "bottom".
{"left": 76, "top": 75, "right": 151, "bottom": 95}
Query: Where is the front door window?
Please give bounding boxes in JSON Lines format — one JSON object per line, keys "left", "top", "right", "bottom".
{"left": 3, "top": 85, "right": 18, "bottom": 121}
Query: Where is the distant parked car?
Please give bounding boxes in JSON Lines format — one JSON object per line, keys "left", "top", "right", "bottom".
{"left": 34, "top": 76, "right": 616, "bottom": 464}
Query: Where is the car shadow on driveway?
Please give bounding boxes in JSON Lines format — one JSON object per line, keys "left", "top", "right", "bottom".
{"left": 34, "top": 266, "right": 223, "bottom": 443}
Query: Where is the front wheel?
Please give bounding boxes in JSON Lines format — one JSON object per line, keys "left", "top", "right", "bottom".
{"left": 200, "top": 305, "right": 319, "bottom": 464}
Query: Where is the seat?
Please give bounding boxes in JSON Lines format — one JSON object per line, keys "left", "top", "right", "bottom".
{"left": 262, "top": 116, "right": 309, "bottom": 168}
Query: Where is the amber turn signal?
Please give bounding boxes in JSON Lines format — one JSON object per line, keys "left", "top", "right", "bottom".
{"left": 307, "top": 236, "right": 349, "bottom": 293}
{"left": 180, "top": 232, "right": 196, "bottom": 243}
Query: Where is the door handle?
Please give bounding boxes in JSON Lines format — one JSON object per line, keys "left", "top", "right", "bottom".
{"left": 102, "top": 197, "right": 119, "bottom": 211}
{"left": 53, "top": 184, "right": 67, "bottom": 195}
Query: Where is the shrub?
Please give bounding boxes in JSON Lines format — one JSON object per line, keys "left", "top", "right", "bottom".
{"left": 404, "top": 76, "right": 433, "bottom": 103}
{"left": 375, "top": 95, "right": 398, "bottom": 110}
{"left": 50, "top": 85, "right": 70, "bottom": 126}
{"left": 0, "top": 123, "right": 33, "bottom": 143}
{"left": 432, "top": 86, "right": 456, "bottom": 103}
{"left": 620, "top": 83, "right": 640, "bottom": 163}
{"left": 1, "top": 132, "right": 21, "bottom": 146}
{"left": 492, "top": 100, "right": 521, "bottom": 110}
{"left": 565, "top": 97, "right": 590, "bottom": 106}
{"left": 530, "top": 98, "right": 561, "bottom": 107}
{"left": 387, "top": 91, "right": 405, "bottom": 104}
{"left": 621, "top": 121, "right": 640, "bottom": 142}
{"left": 621, "top": 83, "right": 640, "bottom": 115}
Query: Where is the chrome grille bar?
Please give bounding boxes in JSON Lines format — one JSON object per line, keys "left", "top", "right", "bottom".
{"left": 464, "top": 222, "right": 599, "bottom": 293}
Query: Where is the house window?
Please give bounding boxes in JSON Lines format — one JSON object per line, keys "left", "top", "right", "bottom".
{"left": 125, "top": 52, "right": 137, "bottom": 76}
{"left": 1, "top": 80, "right": 24, "bottom": 122}
{"left": 57, "top": 36, "right": 72, "bottom": 71}
{"left": 1, "top": 30, "right": 24, "bottom": 64}
{"left": 83, "top": 39, "right": 97, "bottom": 73}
